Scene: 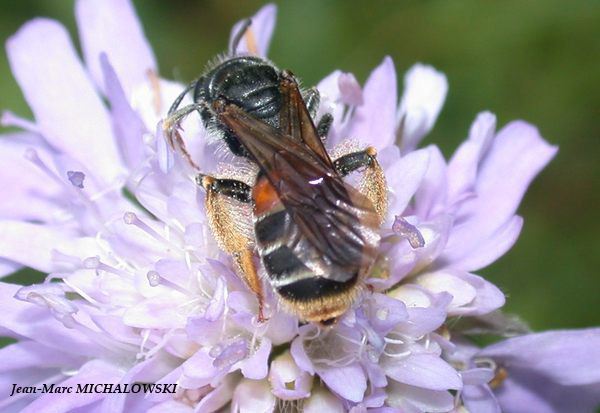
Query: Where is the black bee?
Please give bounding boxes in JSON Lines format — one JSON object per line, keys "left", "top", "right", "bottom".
{"left": 164, "top": 19, "right": 387, "bottom": 324}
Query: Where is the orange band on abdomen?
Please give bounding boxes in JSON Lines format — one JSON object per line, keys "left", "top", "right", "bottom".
{"left": 253, "top": 175, "right": 282, "bottom": 216}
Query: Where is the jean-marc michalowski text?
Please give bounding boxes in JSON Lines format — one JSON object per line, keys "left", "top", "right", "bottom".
{"left": 10, "top": 383, "right": 178, "bottom": 396}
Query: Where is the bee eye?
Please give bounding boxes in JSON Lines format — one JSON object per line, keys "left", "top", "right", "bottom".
{"left": 320, "top": 318, "right": 338, "bottom": 327}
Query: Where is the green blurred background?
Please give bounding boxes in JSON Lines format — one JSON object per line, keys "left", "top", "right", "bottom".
{"left": 0, "top": 0, "right": 598, "bottom": 332}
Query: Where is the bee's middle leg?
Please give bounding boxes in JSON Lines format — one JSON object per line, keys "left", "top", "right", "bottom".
{"left": 197, "top": 175, "right": 267, "bottom": 321}
{"left": 334, "top": 147, "right": 388, "bottom": 223}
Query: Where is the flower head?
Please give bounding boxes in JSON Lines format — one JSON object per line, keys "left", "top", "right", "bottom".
{"left": 1, "top": 1, "right": 598, "bottom": 412}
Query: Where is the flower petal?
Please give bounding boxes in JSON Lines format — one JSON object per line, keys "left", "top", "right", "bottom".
{"left": 0, "top": 133, "right": 62, "bottom": 222}
{"left": 241, "top": 338, "right": 271, "bottom": 380}
{"left": 99, "top": 353, "right": 178, "bottom": 413}
{"left": 386, "top": 381, "right": 454, "bottom": 413}
{"left": 462, "top": 384, "right": 501, "bottom": 413}
{"left": 19, "top": 359, "right": 123, "bottom": 413}
{"left": 123, "top": 293, "right": 188, "bottom": 329}
{"left": 0, "top": 282, "right": 107, "bottom": 357}
{"left": 265, "top": 311, "right": 298, "bottom": 345}
{"left": 415, "top": 270, "right": 477, "bottom": 310}
{"left": 303, "top": 385, "right": 345, "bottom": 413}
{"left": 100, "top": 54, "right": 147, "bottom": 169}
{"left": 149, "top": 400, "right": 194, "bottom": 413}
{"left": 494, "top": 372, "right": 600, "bottom": 413}
{"left": 442, "top": 121, "right": 557, "bottom": 267}
{"left": 346, "top": 56, "right": 397, "bottom": 150}
{"left": 389, "top": 284, "right": 433, "bottom": 308}
{"left": 6, "top": 19, "right": 124, "bottom": 184}
{"left": 386, "top": 148, "right": 430, "bottom": 216}
{"left": 414, "top": 145, "right": 447, "bottom": 219}
{"left": 398, "top": 64, "right": 448, "bottom": 153}
{"left": 290, "top": 325, "right": 316, "bottom": 375}
{"left": 318, "top": 362, "right": 366, "bottom": 403}
{"left": 303, "top": 386, "right": 346, "bottom": 413}
{"left": 479, "top": 328, "right": 600, "bottom": 386}
{"left": 446, "top": 111, "right": 496, "bottom": 202}
{"left": 0, "top": 258, "right": 20, "bottom": 278}
{"left": 180, "top": 349, "right": 219, "bottom": 389}
{"left": 76, "top": 0, "right": 157, "bottom": 98}
{"left": 0, "top": 340, "right": 84, "bottom": 372}
{"left": 230, "top": 379, "right": 276, "bottom": 413}
{"left": 391, "top": 288, "right": 451, "bottom": 337}
{"left": 269, "top": 351, "right": 312, "bottom": 400}
{"left": 448, "top": 215, "right": 523, "bottom": 272}
{"left": 194, "top": 374, "right": 239, "bottom": 413}
{"left": 460, "top": 368, "right": 495, "bottom": 386}
{"left": 383, "top": 353, "right": 462, "bottom": 391}
{"left": 0, "top": 368, "right": 55, "bottom": 411}
{"left": 0, "top": 221, "right": 98, "bottom": 272}
{"left": 456, "top": 272, "right": 505, "bottom": 316}
{"left": 414, "top": 269, "right": 505, "bottom": 316}
{"left": 338, "top": 72, "right": 364, "bottom": 106}
{"left": 230, "top": 4, "right": 277, "bottom": 57}
{"left": 366, "top": 293, "right": 408, "bottom": 335}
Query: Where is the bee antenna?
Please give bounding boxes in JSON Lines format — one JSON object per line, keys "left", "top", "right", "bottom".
{"left": 230, "top": 18, "right": 253, "bottom": 55}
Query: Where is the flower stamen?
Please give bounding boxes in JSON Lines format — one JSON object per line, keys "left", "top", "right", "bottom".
{"left": 146, "top": 270, "right": 190, "bottom": 295}
{"left": 83, "top": 256, "right": 133, "bottom": 279}
{"left": 123, "top": 211, "right": 170, "bottom": 244}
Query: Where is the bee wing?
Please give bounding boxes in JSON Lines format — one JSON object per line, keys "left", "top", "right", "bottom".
{"left": 278, "top": 71, "right": 334, "bottom": 169}
{"left": 214, "top": 101, "right": 380, "bottom": 281}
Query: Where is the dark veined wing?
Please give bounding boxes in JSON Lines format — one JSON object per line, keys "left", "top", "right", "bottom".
{"left": 213, "top": 100, "right": 380, "bottom": 281}
{"left": 278, "top": 70, "right": 334, "bottom": 169}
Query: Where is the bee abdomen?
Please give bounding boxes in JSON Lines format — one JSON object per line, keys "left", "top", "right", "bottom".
{"left": 256, "top": 214, "right": 359, "bottom": 302}
{"left": 252, "top": 175, "right": 360, "bottom": 304}
{"left": 255, "top": 209, "right": 288, "bottom": 244}
{"left": 276, "top": 275, "right": 359, "bottom": 302}
{"left": 255, "top": 209, "right": 307, "bottom": 281}
{"left": 262, "top": 246, "right": 306, "bottom": 280}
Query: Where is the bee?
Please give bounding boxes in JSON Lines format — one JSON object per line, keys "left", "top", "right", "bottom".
{"left": 164, "top": 19, "right": 388, "bottom": 324}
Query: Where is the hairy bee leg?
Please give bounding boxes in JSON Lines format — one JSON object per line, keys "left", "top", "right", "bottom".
{"left": 164, "top": 103, "right": 208, "bottom": 132}
{"left": 334, "top": 147, "right": 388, "bottom": 222}
{"left": 196, "top": 175, "right": 267, "bottom": 321}
{"left": 195, "top": 174, "right": 252, "bottom": 203}
{"left": 162, "top": 102, "right": 212, "bottom": 169}
{"left": 168, "top": 80, "right": 198, "bottom": 115}
{"left": 234, "top": 249, "right": 266, "bottom": 322}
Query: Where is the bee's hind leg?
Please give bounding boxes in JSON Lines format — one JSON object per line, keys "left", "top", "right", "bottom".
{"left": 333, "top": 147, "right": 388, "bottom": 223}
{"left": 196, "top": 175, "right": 267, "bottom": 322}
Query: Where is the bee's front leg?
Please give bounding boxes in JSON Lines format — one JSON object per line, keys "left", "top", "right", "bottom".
{"left": 162, "top": 101, "right": 211, "bottom": 170}
{"left": 334, "top": 147, "right": 388, "bottom": 223}
{"left": 303, "top": 87, "right": 333, "bottom": 139}
{"left": 196, "top": 175, "right": 267, "bottom": 322}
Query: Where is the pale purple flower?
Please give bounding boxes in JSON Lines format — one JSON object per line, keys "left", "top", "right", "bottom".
{"left": 446, "top": 329, "right": 600, "bottom": 413}
{"left": 0, "top": 1, "right": 597, "bottom": 412}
